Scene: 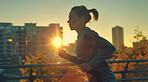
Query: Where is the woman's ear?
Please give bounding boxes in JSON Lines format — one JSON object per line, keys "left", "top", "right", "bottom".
{"left": 80, "top": 16, "right": 85, "bottom": 23}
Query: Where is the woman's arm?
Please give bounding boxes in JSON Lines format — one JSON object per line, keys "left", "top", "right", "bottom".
{"left": 58, "top": 49, "right": 85, "bottom": 64}
{"left": 88, "top": 36, "right": 116, "bottom": 68}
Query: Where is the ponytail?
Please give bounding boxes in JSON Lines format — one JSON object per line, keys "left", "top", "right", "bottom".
{"left": 71, "top": 5, "right": 99, "bottom": 23}
{"left": 88, "top": 9, "right": 99, "bottom": 21}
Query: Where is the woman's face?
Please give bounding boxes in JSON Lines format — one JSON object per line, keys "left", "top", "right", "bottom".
{"left": 67, "top": 10, "right": 84, "bottom": 30}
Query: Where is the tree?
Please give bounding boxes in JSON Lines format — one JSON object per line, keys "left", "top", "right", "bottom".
{"left": 109, "top": 28, "right": 148, "bottom": 80}
{"left": 20, "top": 50, "right": 87, "bottom": 82}
{"left": 20, "top": 50, "right": 69, "bottom": 82}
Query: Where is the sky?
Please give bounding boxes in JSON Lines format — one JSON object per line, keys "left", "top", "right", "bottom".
{"left": 0, "top": 0, "right": 148, "bottom": 47}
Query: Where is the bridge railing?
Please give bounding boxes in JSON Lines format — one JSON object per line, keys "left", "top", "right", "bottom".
{"left": 0, "top": 59, "right": 148, "bottom": 82}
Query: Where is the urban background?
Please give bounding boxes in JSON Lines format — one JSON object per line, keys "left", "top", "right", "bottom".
{"left": 0, "top": 0, "right": 148, "bottom": 82}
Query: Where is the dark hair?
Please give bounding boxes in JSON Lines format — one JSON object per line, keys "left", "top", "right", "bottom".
{"left": 71, "top": 5, "right": 99, "bottom": 23}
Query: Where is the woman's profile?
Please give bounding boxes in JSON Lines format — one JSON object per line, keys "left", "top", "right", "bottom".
{"left": 58, "top": 5, "right": 117, "bottom": 82}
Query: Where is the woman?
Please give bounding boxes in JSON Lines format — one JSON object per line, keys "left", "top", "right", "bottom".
{"left": 58, "top": 5, "right": 117, "bottom": 82}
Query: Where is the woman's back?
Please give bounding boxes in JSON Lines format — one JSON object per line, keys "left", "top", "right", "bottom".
{"left": 75, "top": 27, "right": 99, "bottom": 62}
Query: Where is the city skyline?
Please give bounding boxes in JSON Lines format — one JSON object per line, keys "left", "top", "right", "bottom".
{"left": 0, "top": 0, "right": 148, "bottom": 47}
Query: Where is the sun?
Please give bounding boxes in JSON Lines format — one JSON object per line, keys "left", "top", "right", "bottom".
{"left": 52, "top": 37, "right": 62, "bottom": 47}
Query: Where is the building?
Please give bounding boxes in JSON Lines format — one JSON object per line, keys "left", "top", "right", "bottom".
{"left": 0, "top": 23, "right": 26, "bottom": 65}
{"left": 0, "top": 22, "right": 63, "bottom": 65}
{"left": 112, "top": 26, "right": 124, "bottom": 49}
{"left": 25, "top": 23, "right": 63, "bottom": 57}
{"left": 36, "top": 23, "right": 63, "bottom": 62}
{"left": 133, "top": 39, "right": 148, "bottom": 48}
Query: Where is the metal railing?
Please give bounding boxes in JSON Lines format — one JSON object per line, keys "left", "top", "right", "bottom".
{"left": 0, "top": 59, "right": 148, "bottom": 82}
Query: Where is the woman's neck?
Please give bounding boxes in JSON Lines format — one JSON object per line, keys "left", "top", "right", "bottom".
{"left": 76, "top": 25, "right": 86, "bottom": 37}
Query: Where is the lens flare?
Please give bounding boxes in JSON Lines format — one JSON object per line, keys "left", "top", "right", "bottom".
{"left": 52, "top": 37, "right": 62, "bottom": 47}
{"left": 8, "top": 39, "right": 13, "bottom": 41}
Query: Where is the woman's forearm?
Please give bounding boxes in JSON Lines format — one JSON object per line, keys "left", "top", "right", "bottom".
{"left": 60, "top": 54, "right": 85, "bottom": 65}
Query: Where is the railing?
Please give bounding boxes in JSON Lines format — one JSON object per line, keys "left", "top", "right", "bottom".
{"left": 107, "top": 59, "right": 148, "bottom": 82}
{"left": 0, "top": 59, "right": 148, "bottom": 82}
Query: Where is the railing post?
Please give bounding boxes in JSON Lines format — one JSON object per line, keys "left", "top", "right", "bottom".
{"left": 29, "top": 66, "right": 34, "bottom": 82}
{"left": 122, "top": 62, "right": 129, "bottom": 82}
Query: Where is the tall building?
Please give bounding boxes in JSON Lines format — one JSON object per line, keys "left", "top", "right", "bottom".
{"left": 112, "top": 26, "right": 124, "bottom": 49}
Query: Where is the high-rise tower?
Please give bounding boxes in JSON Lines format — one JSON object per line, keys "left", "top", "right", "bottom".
{"left": 112, "top": 26, "right": 124, "bottom": 49}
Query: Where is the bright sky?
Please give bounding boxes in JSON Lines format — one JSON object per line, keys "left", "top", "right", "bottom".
{"left": 0, "top": 0, "right": 148, "bottom": 47}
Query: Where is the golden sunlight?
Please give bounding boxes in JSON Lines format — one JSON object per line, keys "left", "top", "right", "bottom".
{"left": 7, "top": 39, "right": 13, "bottom": 41}
{"left": 52, "top": 37, "right": 62, "bottom": 47}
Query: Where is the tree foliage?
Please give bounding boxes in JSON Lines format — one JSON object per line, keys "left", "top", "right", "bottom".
{"left": 20, "top": 50, "right": 68, "bottom": 82}
{"left": 20, "top": 50, "right": 86, "bottom": 82}
{"left": 109, "top": 28, "right": 148, "bottom": 80}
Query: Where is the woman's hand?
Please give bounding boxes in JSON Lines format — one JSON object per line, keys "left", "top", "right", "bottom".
{"left": 58, "top": 48, "right": 67, "bottom": 58}
{"left": 79, "top": 63, "right": 93, "bottom": 72}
